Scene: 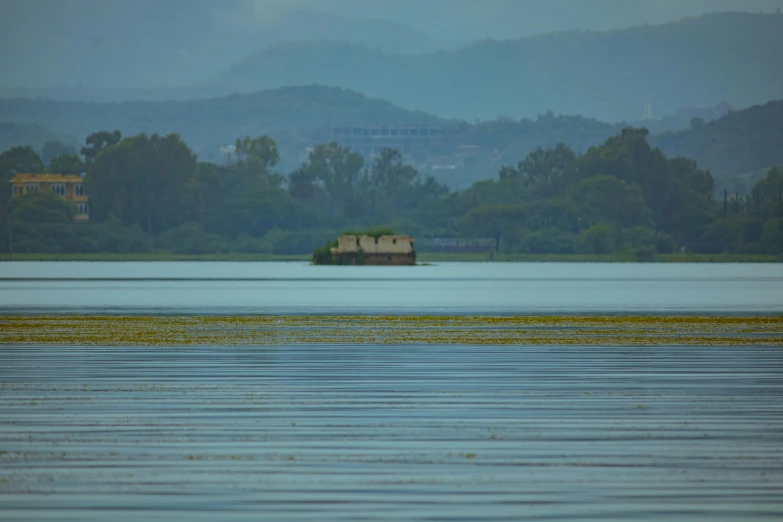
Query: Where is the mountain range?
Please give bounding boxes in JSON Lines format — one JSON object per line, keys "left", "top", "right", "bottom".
{"left": 3, "top": 12, "right": 782, "bottom": 123}
{"left": 200, "top": 12, "right": 783, "bottom": 122}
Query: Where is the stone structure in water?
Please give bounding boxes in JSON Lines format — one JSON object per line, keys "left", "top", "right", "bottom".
{"left": 314, "top": 235, "right": 415, "bottom": 265}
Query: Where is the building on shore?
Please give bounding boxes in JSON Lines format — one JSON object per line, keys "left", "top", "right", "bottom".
{"left": 330, "top": 124, "right": 444, "bottom": 154}
{"left": 9, "top": 173, "right": 89, "bottom": 220}
{"left": 315, "top": 234, "right": 416, "bottom": 265}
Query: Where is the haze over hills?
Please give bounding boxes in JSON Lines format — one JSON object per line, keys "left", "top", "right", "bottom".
{"left": 2, "top": 84, "right": 780, "bottom": 194}
{"left": 201, "top": 12, "right": 783, "bottom": 122}
{"left": 0, "top": 123, "right": 79, "bottom": 155}
{"left": 0, "top": 86, "right": 442, "bottom": 170}
{"left": 4, "top": 12, "right": 781, "bottom": 124}
{"left": 5, "top": 0, "right": 783, "bottom": 93}
{"left": 264, "top": 0, "right": 783, "bottom": 41}
{"left": 0, "top": 0, "right": 439, "bottom": 91}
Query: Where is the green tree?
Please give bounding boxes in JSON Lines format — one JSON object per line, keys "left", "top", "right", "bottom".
{"left": 568, "top": 175, "right": 652, "bottom": 234}
{"left": 48, "top": 154, "right": 86, "bottom": 175}
{"left": 81, "top": 130, "right": 122, "bottom": 163}
{"left": 288, "top": 142, "right": 365, "bottom": 215}
{"left": 753, "top": 165, "right": 783, "bottom": 219}
{"left": 234, "top": 135, "right": 281, "bottom": 184}
{"left": 526, "top": 198, "right": 582, "bottom": 233}
{"left": 86, "top": 133, "right": 196, "bottom": 235}
{"left": 0, "top": 146, "right": 45, "bottom": 178}
{"left": 9, "top": 191, "right": 76, "bottom": 223}
{"left": 4, "top": 191, "right": 76, "bottom": 254}
{"left": 667, "top": 157, "right": 715, "bottom": 199}
{"left": 369, "top": 148, "right": 418, "bottom": 220}
{"left": 458, "top": 203, "right": 526, "bottom": 251}
{"left": 1, "top": 146, "right": 45, "bottom": 246}
{"left": 499, "top": 143, "right": 577, "bottom": 189}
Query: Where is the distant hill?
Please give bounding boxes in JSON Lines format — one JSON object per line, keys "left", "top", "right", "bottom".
{"left": 652, "top": 100, "right": 783, "bottom": 194}
{"left": 0, "top": 123, "right": 78, "bottom": 155}
{"left": 0, "top": 86, "right": 442, "bottom": 169}
{"left": 0, "top": 86, "right": 626, "bottom": 185}
{"left": 198, "top": 12, "right": 783, "bottom": 122}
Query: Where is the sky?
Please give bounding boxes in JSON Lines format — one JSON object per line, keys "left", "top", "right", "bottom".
{"left": 236, "top": 0, "right": 783, "bottom": 40}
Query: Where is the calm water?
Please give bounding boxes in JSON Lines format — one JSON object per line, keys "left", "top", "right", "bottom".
{"left": 0, "top": 261, "right": 782, "bottom": 314}
{"left": 1, "top": 262, "right": 782, "bottom": 520}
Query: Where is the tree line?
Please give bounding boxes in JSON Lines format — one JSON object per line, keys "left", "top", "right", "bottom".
{"left": 1, "top": 127, "right": 782, "bottom": 256}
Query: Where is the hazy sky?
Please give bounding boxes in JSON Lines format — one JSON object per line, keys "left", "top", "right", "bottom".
{"left": 238, "top": 0, "right": 783, "bottom": 40}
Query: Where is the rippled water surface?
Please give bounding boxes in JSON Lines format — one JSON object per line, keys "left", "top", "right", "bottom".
{"left": 2, "top": 344, "right": 783, "bottom": 521}
{"left": 1, "top": 261, "right": 782, "bottom": 314}
{"left": 1, "top": 262, "right": 782, "bottom": 520}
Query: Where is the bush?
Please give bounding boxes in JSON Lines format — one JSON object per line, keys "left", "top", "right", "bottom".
{"left": 522, "top": 229, "right": 575, "bottom": 254}
{"left": 627, "top": 226, "right": 656, "bottom": 249}
{"left": 633, "top": 246, "right": 656, "bottom": 262}
{"left": 759, "top": 219, "right": 783, "bottom": 254}
{"left": 233, "top": 234, "right": 273, "bottom": 254}
{"left": 91, "top": 216, "right": 153, "bottom": 253}
{"left": 575, "top": 222, "right": 616, "bottom": 254}
{"left": 2, "top": 218, "right": 154, "bottom": 254}
{"left": 157, "top": 221, "right": 232, "bottom": 254}
{"left": 655, "top": 234, "right": 675, "bottom": 254}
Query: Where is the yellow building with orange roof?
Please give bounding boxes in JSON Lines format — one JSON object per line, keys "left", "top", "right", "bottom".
{"left": 9, "top": 173, "right": 90, "bottom": 220}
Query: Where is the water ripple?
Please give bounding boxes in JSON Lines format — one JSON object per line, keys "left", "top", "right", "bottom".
{"left": 2, "top": 344, "right": 782, "bottom": 521}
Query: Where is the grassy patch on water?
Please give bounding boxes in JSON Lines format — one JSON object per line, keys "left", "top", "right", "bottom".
{"left": 2, "top": 315, "right": 780, "bottom": 346}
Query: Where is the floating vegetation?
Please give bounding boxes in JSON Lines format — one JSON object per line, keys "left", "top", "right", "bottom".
{"left": 0, "top": 315, "right": 781, "bottom": 346}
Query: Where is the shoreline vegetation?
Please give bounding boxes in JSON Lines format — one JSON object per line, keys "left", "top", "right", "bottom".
{"left": 2, "top": 127, "right": 783, "bottom": 261}
{"left": 2, "top": 315, "right": 781, "bottom": 346}
{"left": 1, "top": 252, "right": 780, "bottom": 263}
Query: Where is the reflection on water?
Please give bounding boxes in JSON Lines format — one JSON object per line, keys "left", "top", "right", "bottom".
{"left": 1, "top": 344, "right": 782, "bottom": 521}
{"left": 1, "top": 261, "right": 782, "bottom": 314}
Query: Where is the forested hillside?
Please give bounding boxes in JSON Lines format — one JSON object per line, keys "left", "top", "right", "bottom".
{"left": 203, "top": 13, "right": 783, "bottom": 121}
{"left": 2, "top": 126, "right": 781, "bottom": 257}
{"left": 651, "top": 101, "right": 783, "bottom": 194}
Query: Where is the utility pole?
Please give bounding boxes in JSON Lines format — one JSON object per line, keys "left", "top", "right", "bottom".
{"left": 723, "top": 188, "right": 728, "bottom": 216}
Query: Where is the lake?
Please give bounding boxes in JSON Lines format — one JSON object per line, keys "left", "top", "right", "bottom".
{"left": 1, "top": 262, "right": 782, "bottom": 521}
{"left": 1, "top": 261, "right": 781, "bottom": 314}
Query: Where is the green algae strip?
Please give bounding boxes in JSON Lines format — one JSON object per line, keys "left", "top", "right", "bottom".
{"left": 1, "top": 316, "right": 782, "bottom": 346}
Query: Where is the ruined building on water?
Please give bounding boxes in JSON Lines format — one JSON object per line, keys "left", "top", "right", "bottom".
{"left": 314, "top": 235, "right": 416, "bottom": 265}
